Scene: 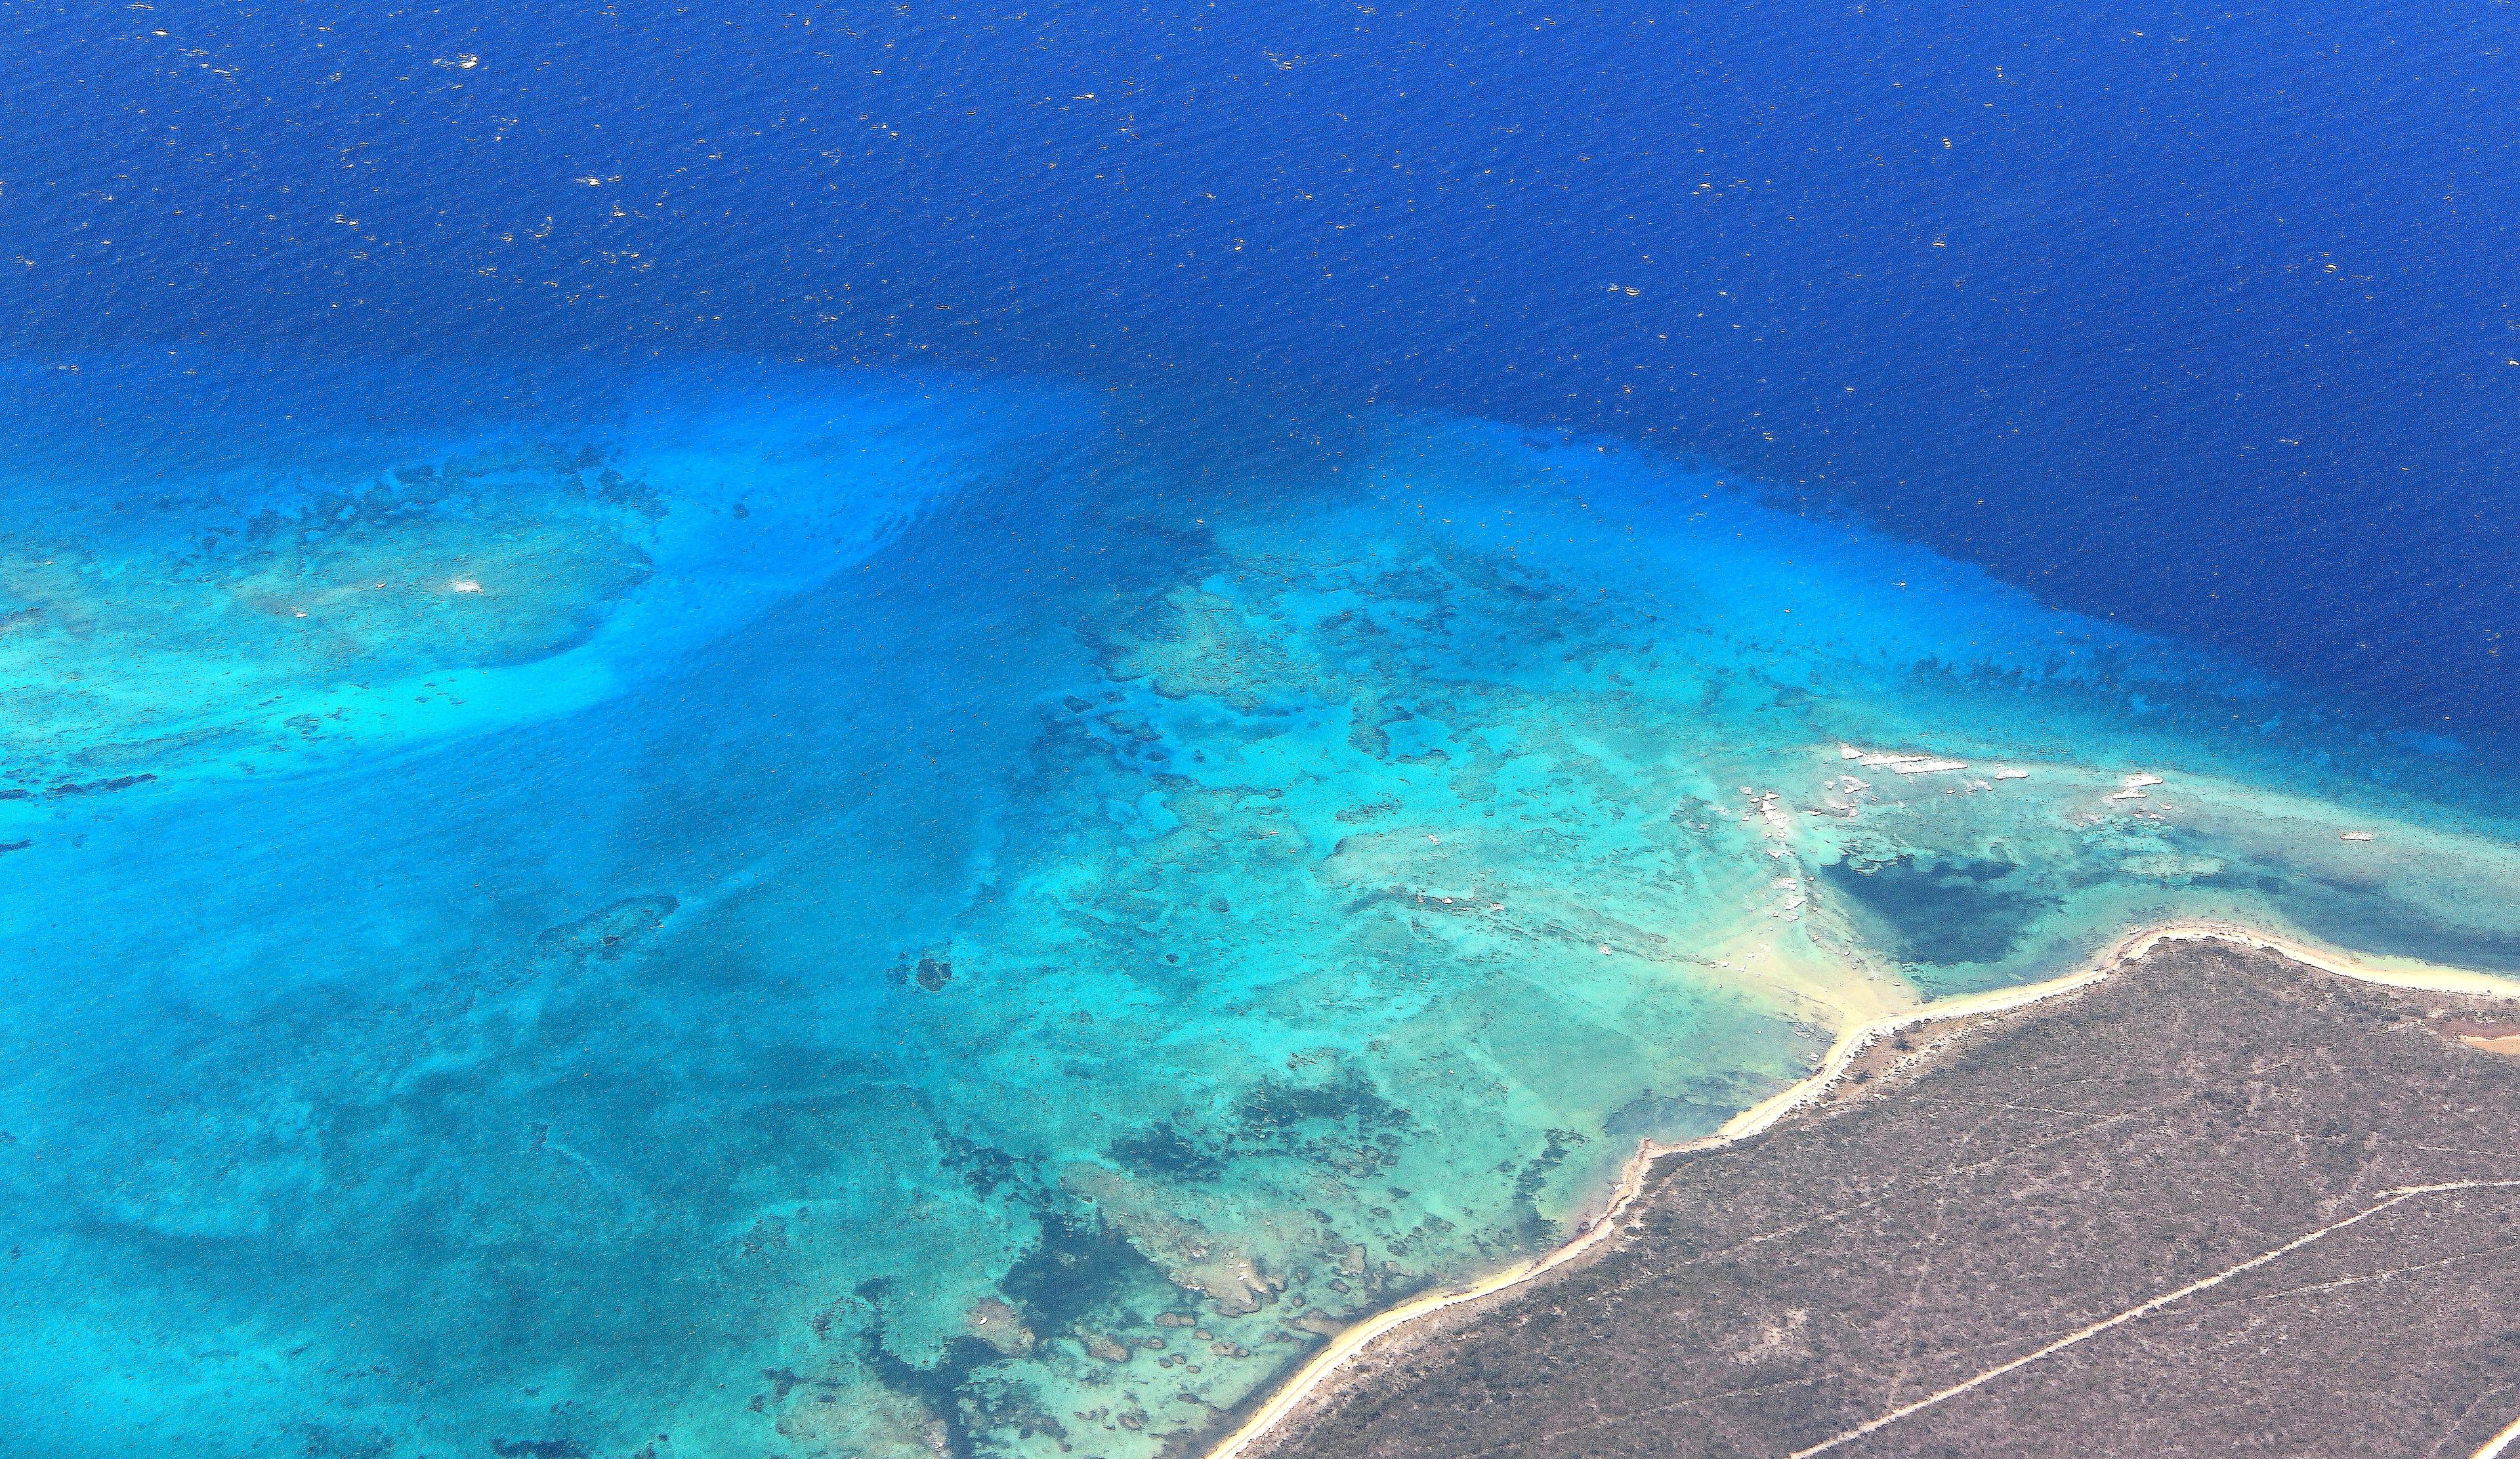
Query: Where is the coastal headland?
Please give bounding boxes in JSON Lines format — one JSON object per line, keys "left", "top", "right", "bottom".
{"left": 1209, "top": 924, "right": 2520, "bottom": 1459}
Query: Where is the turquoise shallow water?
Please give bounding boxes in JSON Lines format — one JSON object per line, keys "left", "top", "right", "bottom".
{"left": 5, "top": 360, "right": 2519, "bottom": 1459}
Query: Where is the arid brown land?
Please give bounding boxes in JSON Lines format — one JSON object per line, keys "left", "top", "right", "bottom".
{"left": 1237, "top": 941, "right": 2520, "bottom": 1459}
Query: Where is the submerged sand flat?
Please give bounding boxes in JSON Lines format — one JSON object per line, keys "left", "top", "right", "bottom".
{"left": 3, "top": 363, "right": 2517, "bottom": 1459}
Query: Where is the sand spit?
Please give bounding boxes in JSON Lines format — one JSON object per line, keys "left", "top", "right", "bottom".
{"left": 1201, "top": 918, "right": 2520, "bottom": 1459}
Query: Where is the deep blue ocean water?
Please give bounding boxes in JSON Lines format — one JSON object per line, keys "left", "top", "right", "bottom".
{"left": 3, "top": 4, "right": 2517, "bottom": 1457}
{"left": 7, "top": 0, "right": 2515, "bottom": 744}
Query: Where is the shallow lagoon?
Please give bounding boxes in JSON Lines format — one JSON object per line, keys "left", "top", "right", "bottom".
{"left": 5, "top": 361, "right": 2517, "bottom": 1459}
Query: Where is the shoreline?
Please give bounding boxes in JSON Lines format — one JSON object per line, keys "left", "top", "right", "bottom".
{"left": 1201, "top": 918, "right": 2520, "bottom": 1459}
